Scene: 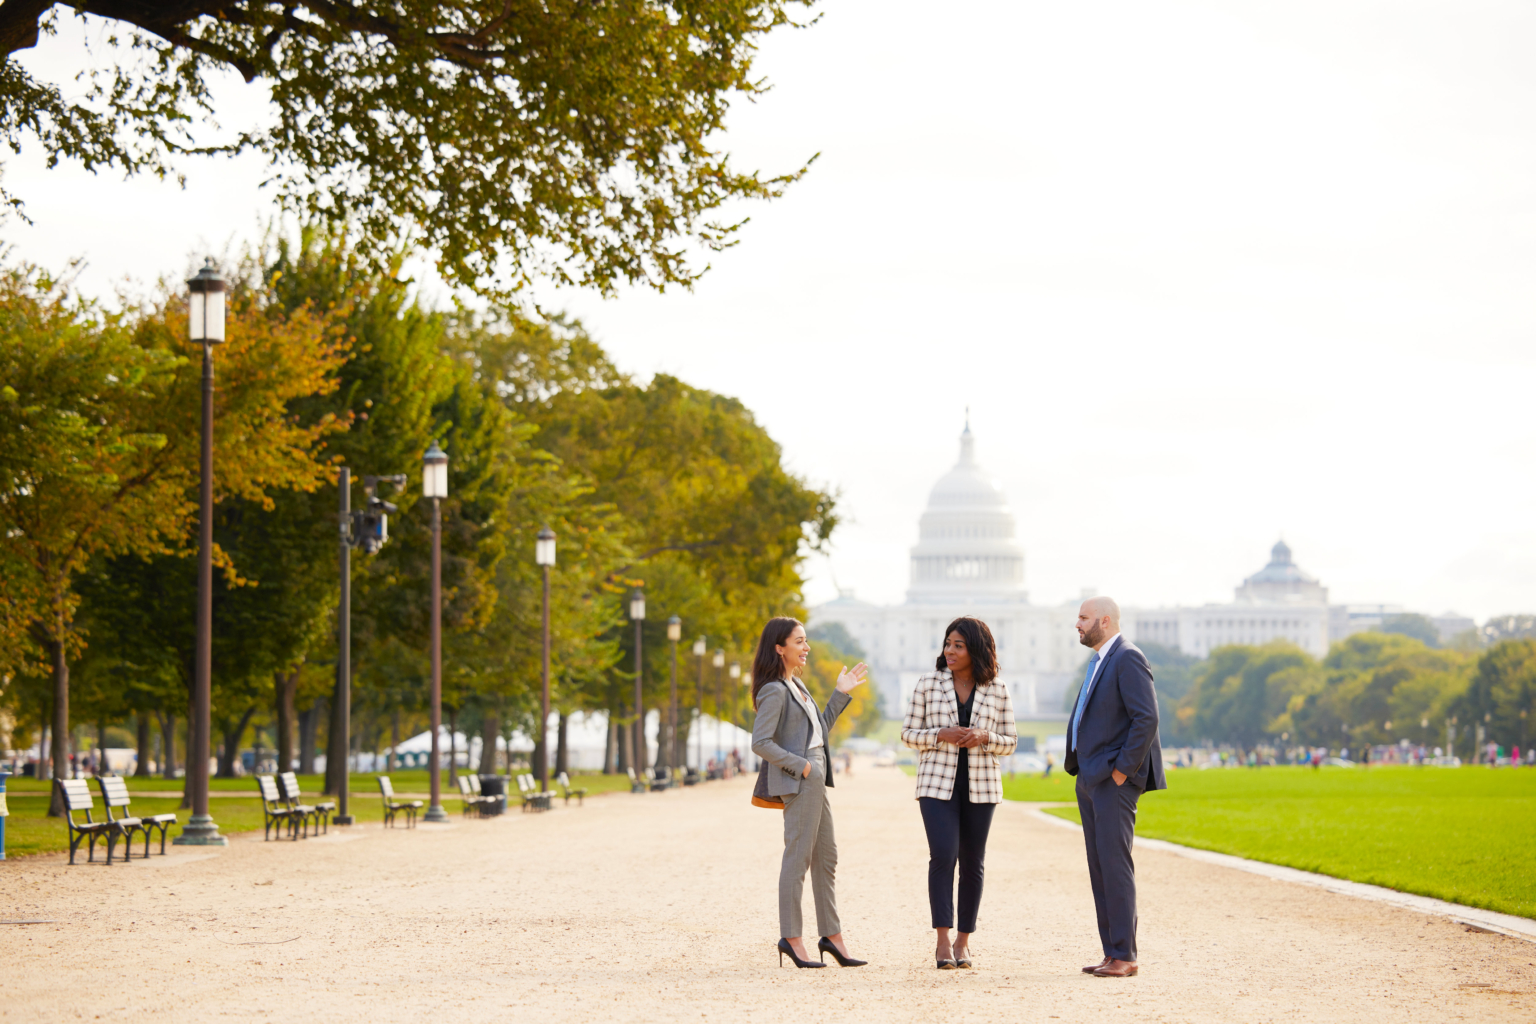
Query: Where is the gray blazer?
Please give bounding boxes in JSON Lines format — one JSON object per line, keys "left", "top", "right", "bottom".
{"left": 751, "top": 679, "right": 851, "bottom": 797}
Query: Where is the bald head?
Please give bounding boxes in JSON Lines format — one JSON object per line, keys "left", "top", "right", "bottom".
{"left": 1076, "top": 596, "right": 1120, "bottom": 650}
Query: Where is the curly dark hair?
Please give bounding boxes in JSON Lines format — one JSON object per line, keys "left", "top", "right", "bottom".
{"left": 935, "top": 616, "right": 998, "bottom": 684}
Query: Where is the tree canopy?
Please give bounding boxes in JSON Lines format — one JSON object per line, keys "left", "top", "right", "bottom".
{"left": 1, "top": 0, "right": 815, "bottom": 295}
{"left": 0, "top": 233, "right": 845, "bottom": 795}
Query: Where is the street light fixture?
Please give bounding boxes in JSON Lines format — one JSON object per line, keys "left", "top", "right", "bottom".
{"left": 666, "top": 616, "right": 682, "bottom": 773}
{"left": 630, "top": 589, "right": 646, "bottom": 772}
{"left": 422, "top": 441, "right": 450, "bottom": 823}
{"left": 536, "top": 528, "right": 556, "bottom": 792}
{"left": 175, "top": 259, "right": 229, "bottom": 848}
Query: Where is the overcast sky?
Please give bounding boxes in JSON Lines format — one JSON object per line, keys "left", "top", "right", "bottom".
{"left": 8, "top": 1, "right": 1536, "bottom": 622}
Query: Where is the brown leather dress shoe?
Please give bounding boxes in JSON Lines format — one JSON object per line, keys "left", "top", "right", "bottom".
{"left": 1091, "top": 959, "right": 1138, "bottom": 978}
{"left": 1082, "top": 957, "right": 1111, "bottom": 974}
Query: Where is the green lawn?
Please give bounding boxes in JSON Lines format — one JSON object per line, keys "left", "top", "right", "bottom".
{"left": 0, "top": 770, "right": 635, "bottom": 859}
{"left": 1003, "top": 766, "right": 1536, "bottom": 920}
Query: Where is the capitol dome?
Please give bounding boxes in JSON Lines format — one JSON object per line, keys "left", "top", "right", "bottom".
{"left": 906, "top": 421, "right": 1028, "bottom": 605}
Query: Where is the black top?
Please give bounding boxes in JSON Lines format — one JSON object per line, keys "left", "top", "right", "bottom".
{"left": 954, "top": 686, "right": 974, "bottom": 802}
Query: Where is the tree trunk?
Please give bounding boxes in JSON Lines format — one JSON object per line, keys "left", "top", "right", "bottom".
{"left": 480, "top": 712, "right": 499, "bottom": 774}
{"left": 556, "top": 712, "right": 569, "bottom": 776}
{"left": 389, "top": 710, "right": 401, "bottom": 772}
{"left": 46, "top": 631, "right": 69, "bottom": 816}
{"left": 157, "top": 711, "right": 178, "bottom": 778}
{"left": 134, "top": 714, "right": 152, "bottom": 777}
{"left": 603, "top": 708, "right": 617, "bottom": 774}
{"left": 217, "top": 705, "right": 257, "bottom": 777}
{"left": 299, "top": 701, "right": 321, "bottom": 775}
{"left": 447, "top": 708, "right": 459, "bottom": 785}
{"left": 38, "top": 714, "right": 50, "bottom": 781}
{"left": 618, "top": 701, "right": 632, "bottom": 773}
{"left": 275, "top": 670, "right": 297, "bottom": 773}
{"left": 95, "top": 720, "right": 106, "bottom": 775}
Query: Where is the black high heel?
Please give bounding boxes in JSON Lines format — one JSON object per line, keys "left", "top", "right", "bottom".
{"left": 817, "top": 937, "right": 867, "bottom": 967}
{"left": 778, "top": 938, "right": 825, "bottom": 968}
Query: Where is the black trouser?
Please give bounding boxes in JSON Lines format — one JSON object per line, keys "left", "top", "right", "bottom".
{"left": 918, "top": 795, "right": 996, "bottom": 932}
{"left": 1076, "top": 775, "right": 1142, "bottom": 961}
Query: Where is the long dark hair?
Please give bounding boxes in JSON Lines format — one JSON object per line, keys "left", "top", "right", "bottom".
{"left": 936, "top": 616, "right": 999, "bottom": 684}
{"left": 751, "top": 616, "right": 803, "bottom": 709}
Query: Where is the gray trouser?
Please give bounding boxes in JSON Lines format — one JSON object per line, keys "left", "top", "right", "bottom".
{"left": 779, "top": 749, "right": 839, "bottom": 939}
{"left": 1077, "top": 775, "right": 1141, "bottom": 961}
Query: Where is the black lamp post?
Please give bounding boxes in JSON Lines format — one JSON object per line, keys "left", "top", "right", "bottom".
{"left": 422, "top": 441, "right": 450, "bottom": 823}
{"left": 536, "top": 527, "right": 556, "bottom": 791}
{"left": 175, "top": 259, "right": 229, "bottom": 848}
{"left": 713, "top": 648, "right": 725, "bottom": 772}
{"left": 692, "top": 636, "right": 706, "bottom": 771}
{"left": 630, "top": 589, "right": 647, "bottom": 769}
{"left": 729, "top": 661, "right": 741, "bottom": 771}
{"left": 666, "top": 616, "right": 681, "bottom": 771}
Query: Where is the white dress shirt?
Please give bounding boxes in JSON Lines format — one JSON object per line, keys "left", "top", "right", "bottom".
{"left": 788, "top": 679, "right": 824, "bottom": 751}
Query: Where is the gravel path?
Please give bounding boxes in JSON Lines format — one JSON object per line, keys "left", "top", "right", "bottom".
{"left": 3, "top": 761, "right": 1532, "bottom": 1022}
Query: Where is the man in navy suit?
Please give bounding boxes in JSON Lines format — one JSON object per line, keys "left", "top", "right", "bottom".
{"left": 1064, "top": 595, "right": 1166, "bottom": 978}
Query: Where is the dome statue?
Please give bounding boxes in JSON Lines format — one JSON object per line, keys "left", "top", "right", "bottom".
{"left": 906, "top": 420, "right": 1028, "bottom": 605}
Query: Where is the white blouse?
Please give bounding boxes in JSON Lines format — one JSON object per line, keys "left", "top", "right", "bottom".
{"left": 787, "top": 679, "right": 824, "bottom": 750}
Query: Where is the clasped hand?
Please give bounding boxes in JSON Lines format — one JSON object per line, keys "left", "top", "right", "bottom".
{"left": 936, "top": 726, "right": 986, "bottom": 748}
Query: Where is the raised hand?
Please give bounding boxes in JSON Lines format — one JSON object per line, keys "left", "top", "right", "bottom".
{"left": 835, "top": 662, "right": 870, "bottom": 694}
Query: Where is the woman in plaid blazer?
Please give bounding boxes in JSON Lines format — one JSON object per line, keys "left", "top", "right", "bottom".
{"left": 901, "top": 616, "right": 1018, "bottom": 969}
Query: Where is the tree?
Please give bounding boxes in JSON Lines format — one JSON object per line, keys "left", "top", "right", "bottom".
{"left": 0, "top": 256, "right": 348, "bottom": 811}
{"left": 1181, "top": 642, "right": 1317, "bottom": 749}
{"left": 1, "top": 0, "right": 814, "bottom": 296}
{"left": 1282, "top": 633, "right": 1472, "bottom": 750}
{"left": 1455, "top": 640, "right": 1536, "bottom": 753}
{"left": 1380, "top": 613, "right": 1441, "bottom": 648}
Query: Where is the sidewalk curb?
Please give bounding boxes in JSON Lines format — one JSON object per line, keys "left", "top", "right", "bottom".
{"left": 1025, "top": 804, "right": 1536, "bottom": 944}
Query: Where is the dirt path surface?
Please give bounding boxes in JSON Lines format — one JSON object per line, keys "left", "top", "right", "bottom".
{"left": 4, "top": 761, "right": 1533, "bottom": 1022}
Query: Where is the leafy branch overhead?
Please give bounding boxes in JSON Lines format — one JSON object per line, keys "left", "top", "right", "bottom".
{"left": 0, "top": 0, "right": 816, "bottom": 295}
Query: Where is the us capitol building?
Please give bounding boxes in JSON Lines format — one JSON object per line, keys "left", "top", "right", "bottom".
{"left": 810, "top": 423, "right": 1471, "bottom": 719}
{"left": 811, "top": 422, "right": 1085, "bottom": 719}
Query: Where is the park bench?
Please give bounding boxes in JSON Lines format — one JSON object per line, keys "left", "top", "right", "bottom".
{"left": 377, "top": 775, "right": 422, "bottom": 828}
{"left": 625, "top": 767, "right": 646, "bottom": 794}
{"left": 456, "top": 774, "right": 489, "bottom": 817}
{"left": 556, "top": 772, "right": 586, "bottom": 806}
{"left": 280, "top": 772, "right": 334, "bottom": 833}
{"left": 96, "top": 775, "right": 178, "bottom": 858}
{"left": 515, "top": 774, "right": 551, "bottom": 812}
{"left": 56, "top": 778, "right": 134, "bottom": 865}
{"left": 648, "top": 767, "right": 673, "bottom": 792}
{"left": 271, "top": 774, "right": 322, "bottom": 837}
{"left": 256, "top": 774, "right": 302, "bottom": 841}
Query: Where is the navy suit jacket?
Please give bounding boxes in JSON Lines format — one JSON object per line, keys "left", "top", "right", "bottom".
{"left": 1064, "top": 636, "right": 1167, "bottom": 791}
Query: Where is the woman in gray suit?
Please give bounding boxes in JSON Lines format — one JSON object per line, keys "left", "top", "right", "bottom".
{"left": 750, "top": 616, "right": 870, "bottom": 969}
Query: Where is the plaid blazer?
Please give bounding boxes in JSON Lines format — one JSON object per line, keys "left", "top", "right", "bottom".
{"left": 901, "top": 670, "right": 1018, "bottom": 803}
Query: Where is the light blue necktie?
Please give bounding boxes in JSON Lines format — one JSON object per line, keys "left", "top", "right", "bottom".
{"left": 1070, "top": 651, "right": 1101, "bottom": 751}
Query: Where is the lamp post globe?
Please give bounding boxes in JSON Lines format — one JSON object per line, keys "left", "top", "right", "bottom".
{"left": 423, "top": 441, "right": 450, "bottom": 823}
{"left": 536, "top": 527, "right": 556, "bottom": 790}
{"left": 174, "top": 258, "right": 229, "bottom": 847}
